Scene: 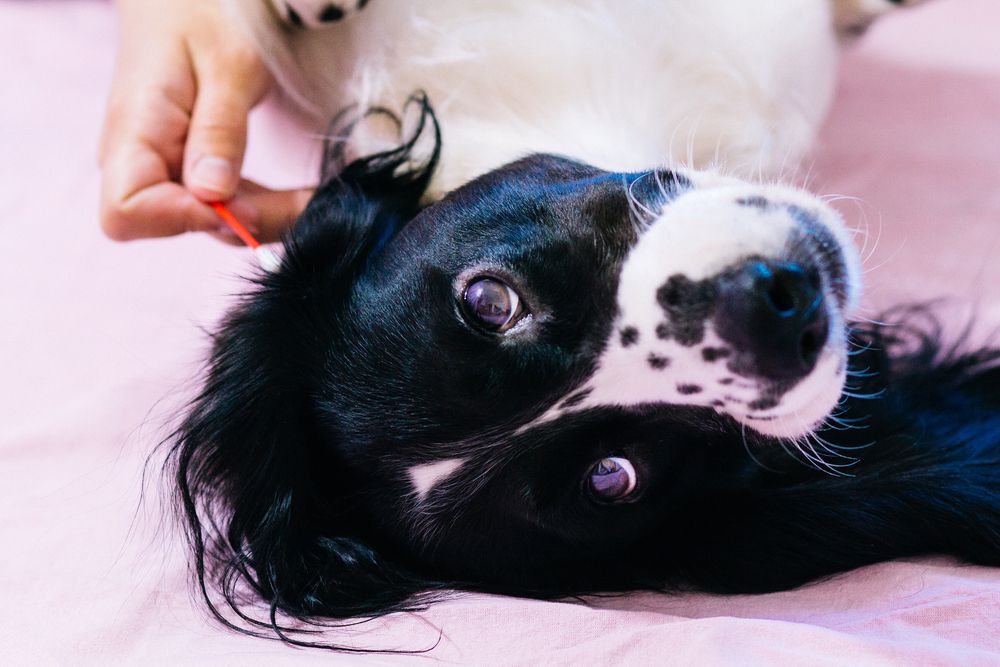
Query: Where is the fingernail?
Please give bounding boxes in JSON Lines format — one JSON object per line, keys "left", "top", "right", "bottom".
{"left": 190, "top": 156, "right": 236, "bottom": 195}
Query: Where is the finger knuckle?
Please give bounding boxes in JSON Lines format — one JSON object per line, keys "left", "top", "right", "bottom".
{"left": 193, "top": 117, "right": 244, "bottom": 137}
{"left": 219, "top": 44, "right": 264, "bottom": 74}
{"left": 190, "top": 119, "right": 246, "bottom": 156}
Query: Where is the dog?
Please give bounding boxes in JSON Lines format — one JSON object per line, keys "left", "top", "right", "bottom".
{"left": 170, "top": 0, "right": 1000, "bottom": 647}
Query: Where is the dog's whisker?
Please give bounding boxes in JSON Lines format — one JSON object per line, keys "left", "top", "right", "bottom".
{"left": 839, "top": 387, "right": 887, "bottom": 401}
{"left": 808, "top": 429, "right": 863, "bottom": 463}
{"left": 791, "top": 435, "right": 841, "bottom": 475}
{"left": 741, "top": 422, "right": 779, "bottom": 473}
{"left": 799, "top": 433, "right": 857, "bottom": 476}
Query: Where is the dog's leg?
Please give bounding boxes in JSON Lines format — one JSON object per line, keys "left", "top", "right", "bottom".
{"left": 832, "top": 0, "right": 931, "bottom": 37}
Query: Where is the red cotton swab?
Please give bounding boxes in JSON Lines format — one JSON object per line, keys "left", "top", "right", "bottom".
{"left": 210, "top": 201, "right": 281, "bottom": 271}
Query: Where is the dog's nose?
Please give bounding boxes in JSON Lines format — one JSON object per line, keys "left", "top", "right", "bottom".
{"left": 714, "top": 260, "right": 829, "bottom": 381}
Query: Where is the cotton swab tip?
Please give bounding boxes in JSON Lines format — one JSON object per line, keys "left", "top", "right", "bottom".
{"left": 254, "top": 246, "right": 282, "bottom": 272}
{"left": 209, "top": 201, "right": 281, "bottom": 270}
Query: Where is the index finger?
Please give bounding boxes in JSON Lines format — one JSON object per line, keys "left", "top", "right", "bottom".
{"left": 100, "top": 87, "right": 220, "bottom": 240}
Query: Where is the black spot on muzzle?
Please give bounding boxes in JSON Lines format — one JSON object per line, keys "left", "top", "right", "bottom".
{"left": 655, "top": 275, "right": 718, "bottom": 346}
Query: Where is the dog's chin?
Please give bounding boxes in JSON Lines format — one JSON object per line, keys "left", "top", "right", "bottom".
{"left": 729, "top": 348, "right": 849, "bottom": 439}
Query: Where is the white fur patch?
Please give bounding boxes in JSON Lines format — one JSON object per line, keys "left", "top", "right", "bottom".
{"left": 228, "top": 0, "right": 839, "bottom": 197}
{"left": 408, "top": 458, "right": 464, "bottom": 501}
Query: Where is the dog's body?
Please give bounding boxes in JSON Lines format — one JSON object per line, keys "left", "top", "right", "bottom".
{"left": 171, "top": 0, "right": 1000, "bottom": 646}
{"left": 229, "top": 0, "right": 908, "bottom": 197}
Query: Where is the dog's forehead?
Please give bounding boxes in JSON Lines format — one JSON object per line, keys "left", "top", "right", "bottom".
{"left": 427, "top": 156, "right": 636, "bottom": 223}
{"left": 454, "top": 153, "right": 615, "bottom": 192}
{"left": 385, "top": 158, "right": 641, "bottom": 272}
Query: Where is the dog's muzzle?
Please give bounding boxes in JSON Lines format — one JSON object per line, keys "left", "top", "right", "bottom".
{"left": 535, "top": 177, "right": 862, "bottom": 440}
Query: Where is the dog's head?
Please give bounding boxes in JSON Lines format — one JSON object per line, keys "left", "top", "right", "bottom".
{"left": 174, "top": 110, "right": 863, "bottom": 623}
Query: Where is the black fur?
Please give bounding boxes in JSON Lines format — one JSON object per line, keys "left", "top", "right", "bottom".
{"left": 168, "top": 100, "right": 1000, "bottom": 650}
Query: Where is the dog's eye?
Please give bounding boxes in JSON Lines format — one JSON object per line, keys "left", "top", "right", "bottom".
{"left": 463, "top": 277, "right": 524, "bottom": 331}
{"left": 587, "top": 456, "right": 637, "bottom": 502}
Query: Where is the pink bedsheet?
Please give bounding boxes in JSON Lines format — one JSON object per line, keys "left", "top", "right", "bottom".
{"left": 2, "top": 0, "right": 999, "bottom": 664}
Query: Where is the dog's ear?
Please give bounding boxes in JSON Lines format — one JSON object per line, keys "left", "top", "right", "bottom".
{"left": 284, "top": 93, "right": 441, "bottom": 276}
{"left": 169, "top": 97, "right": 443, "bottom": 643}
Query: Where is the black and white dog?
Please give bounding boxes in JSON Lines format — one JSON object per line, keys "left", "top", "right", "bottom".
{"left": 171, "top": 0, "right": 1000, "bottom": 644}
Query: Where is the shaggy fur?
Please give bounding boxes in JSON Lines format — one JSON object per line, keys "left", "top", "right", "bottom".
{"left": 168, "top": 0, "right": 997, "bottom": 651}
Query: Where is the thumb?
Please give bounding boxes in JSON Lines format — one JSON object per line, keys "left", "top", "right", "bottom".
{"left": 183, "top": 73, "right": 260, "bottom": 202}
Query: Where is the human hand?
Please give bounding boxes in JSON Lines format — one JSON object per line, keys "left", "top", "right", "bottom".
{"left": 99, "top": 0, "right": 311, "bottom": 245}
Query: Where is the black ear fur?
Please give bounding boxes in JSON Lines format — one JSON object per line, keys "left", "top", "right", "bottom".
{"left": 288, "top": 93, "right": 441, "bottom": 274}
{"left": 169, "top": 96, "right": 444, "bottom": 648}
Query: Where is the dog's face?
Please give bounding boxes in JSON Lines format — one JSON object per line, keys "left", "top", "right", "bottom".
{"left": 290, "top": 153, "right": 860, "bottom": 583}
{"left": 179, "top": 147, "right": 862, "bottom": 603}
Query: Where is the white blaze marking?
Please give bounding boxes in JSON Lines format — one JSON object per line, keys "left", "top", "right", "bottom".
{"left": 408, "top": 458, "right": 464, "bottom": 501}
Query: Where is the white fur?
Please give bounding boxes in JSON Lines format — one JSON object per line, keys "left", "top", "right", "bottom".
{"left": 228, "top": 0, "right": 843, "bottom": 198}
{"left": 408, "top": 458, "right": 464, "bottom": 501}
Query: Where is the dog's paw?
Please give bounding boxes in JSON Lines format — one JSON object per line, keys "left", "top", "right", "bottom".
{"left": 832, "top": 0, "right": 931, "bottom": 37}
{"left": 269, "top": 0, "right": 365, "bottom": 29}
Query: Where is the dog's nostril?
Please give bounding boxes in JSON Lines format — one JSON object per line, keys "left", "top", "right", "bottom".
{"left": 766, "top": 278, "right": 797, "bottom": 316}
{"left": 799, "top": 310, "right": 829, "bottom": 367}
{"left": 756, "top": 262, "right": 815, "bottom": 318}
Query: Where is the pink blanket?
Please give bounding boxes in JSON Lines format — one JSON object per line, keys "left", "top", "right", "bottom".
{"left": 2, "top": 0, "right": 999, "bottom": 663}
